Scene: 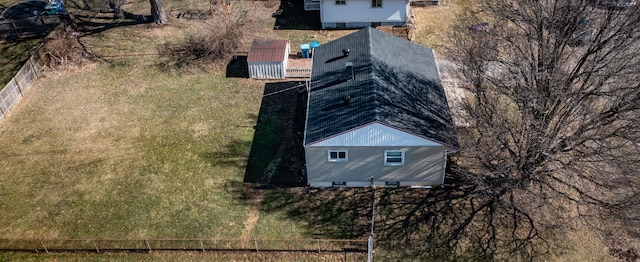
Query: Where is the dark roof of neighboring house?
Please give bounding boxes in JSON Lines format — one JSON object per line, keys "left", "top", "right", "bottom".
{"left": 304, "top": 27, "right": 459, "bottom": 149}
{"left": 247, "top": 39, "right": 289, "bottom": 63}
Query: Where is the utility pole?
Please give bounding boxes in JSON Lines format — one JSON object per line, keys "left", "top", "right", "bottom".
{"left": 368, "top": 176, "right": 375, "bottom": 262}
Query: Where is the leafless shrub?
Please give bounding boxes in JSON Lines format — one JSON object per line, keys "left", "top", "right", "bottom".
{"left": 39, "top": 26, "right": 82, "bottom": 68}
{"left": 159, "top": 17, "right": 245, "bottom": 67}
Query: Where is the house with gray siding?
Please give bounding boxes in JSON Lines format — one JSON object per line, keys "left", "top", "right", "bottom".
{"left": 303, "top": 27, "right": 459, "bottom": 187}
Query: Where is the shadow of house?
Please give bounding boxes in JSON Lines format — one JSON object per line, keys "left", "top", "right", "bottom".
{"left": 244, "top": 81, "right": 308, "bottom": 185}
{"left": 273, "top": 0, "right": 321, "bottom": 30}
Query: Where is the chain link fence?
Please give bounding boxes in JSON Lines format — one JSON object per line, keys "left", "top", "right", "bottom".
{"left": 0, "top": 238, "right": 368, "bottom": 254}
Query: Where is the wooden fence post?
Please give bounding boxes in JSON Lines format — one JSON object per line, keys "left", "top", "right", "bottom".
{"left": 39, "top": 240, "right": 48, "bottom": 253}
{"left": 14, "top": 78, "right": 23, "bottom": 96}
{"left": 92, "top": 239, "right": 99, "bottom": 253}
{"left": 29, "top": 58, "right": 39, "bottom": 78}
{"left": 144, "top": 239, "right": 151, "bottom": 252}
{"left": 253, "top": 238, "right": 258, "bottom": 253}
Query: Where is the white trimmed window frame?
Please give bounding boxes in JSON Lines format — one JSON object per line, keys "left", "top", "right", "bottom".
{"left": 384, "top": 150, "right": 405, "bottom": 166}
{"left": 328, "top": 150, "right": 348, "bottom": 162}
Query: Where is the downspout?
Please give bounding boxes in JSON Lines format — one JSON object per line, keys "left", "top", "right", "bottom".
{"left": 440, "top": 150, "right": 448, "bottom": 186}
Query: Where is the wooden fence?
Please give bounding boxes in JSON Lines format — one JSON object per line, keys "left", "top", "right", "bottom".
{"left": 0, "top": 46, "right": 46, "bottom": 122}
{"left": 286, "top": 67, "right": 311, "bottom": 78}
{"left": 0, "top": 238, "right": 368, "bottom": 254}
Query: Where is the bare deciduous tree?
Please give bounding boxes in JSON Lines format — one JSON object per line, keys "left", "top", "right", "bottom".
{"left": 436, "top": 0, "right": 640, "bottom": 258}
{"left": 150, "top": 0, "right": 167, "bottom": 24}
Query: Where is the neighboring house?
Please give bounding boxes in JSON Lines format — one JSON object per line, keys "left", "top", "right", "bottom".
{"left": 303, "top": 27, "right": 459, "bottom": 188}
{"left": 305, "top": 0, "right": 409, "bottom": 29}
{"left": 247, "top": 39, "right": 290, "bottom": 79}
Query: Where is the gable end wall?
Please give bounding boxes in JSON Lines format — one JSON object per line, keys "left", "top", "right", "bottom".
{"left": 305, "top": 146, "right": 447, "bottom": 187}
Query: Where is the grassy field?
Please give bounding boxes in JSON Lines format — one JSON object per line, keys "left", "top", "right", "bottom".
{"left": 0, "top": 0, "right": 346, "bottom": 259}
{"left": 0, "top": 60, "right": 264, "bottom": 239}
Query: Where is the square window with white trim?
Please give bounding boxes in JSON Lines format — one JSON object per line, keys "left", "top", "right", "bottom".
{"left": 384, "top": 150, "right": 404, "bottom": 166}
{"left": 328, "top": 150, "right": 348, "bottom": 162}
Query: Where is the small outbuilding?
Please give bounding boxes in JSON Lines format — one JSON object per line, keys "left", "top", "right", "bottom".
{"left": 247, "top": 39, "right": 290, "bottom": 79}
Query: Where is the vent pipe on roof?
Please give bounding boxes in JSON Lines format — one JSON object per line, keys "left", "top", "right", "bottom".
{"left": 345, "top": 62, "right": 354, "bottom": 80}
{"left": 342, "top": 48, "right": 350, "bottom": 57}
{"left": 342, "top": 95, "right": 352, "bottom": 105}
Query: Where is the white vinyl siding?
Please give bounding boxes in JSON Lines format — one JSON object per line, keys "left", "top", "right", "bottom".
{"left": 320, "top": 0, "right": 408, "bottom": 28}
{"left": 308, "top": 123, "right": 443, "bottom": 147}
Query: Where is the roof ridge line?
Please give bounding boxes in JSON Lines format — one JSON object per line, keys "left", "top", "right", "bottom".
{"left": 367, "top": 27, "right": 380, "bottom": 121}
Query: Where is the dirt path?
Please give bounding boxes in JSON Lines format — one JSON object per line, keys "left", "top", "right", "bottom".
{"left": 240, "top": 190, "right": 263, "bottom": 242}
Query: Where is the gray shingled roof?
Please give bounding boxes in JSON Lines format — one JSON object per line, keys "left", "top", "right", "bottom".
{"left": 304, "top": 27, "right": 460, "bottom": 149}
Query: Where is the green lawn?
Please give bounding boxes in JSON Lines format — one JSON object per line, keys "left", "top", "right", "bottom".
{"left": 0, "top": 59, "right": 264, "bottom": 239}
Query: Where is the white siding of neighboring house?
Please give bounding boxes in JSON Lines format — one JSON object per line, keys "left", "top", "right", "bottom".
{"left": 320, "top": 0, "right": 409, "bottom": 28}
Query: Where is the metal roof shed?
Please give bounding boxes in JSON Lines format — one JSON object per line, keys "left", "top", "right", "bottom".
{"left": 247, "top": 39, "right": 290, "bottom": 79}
